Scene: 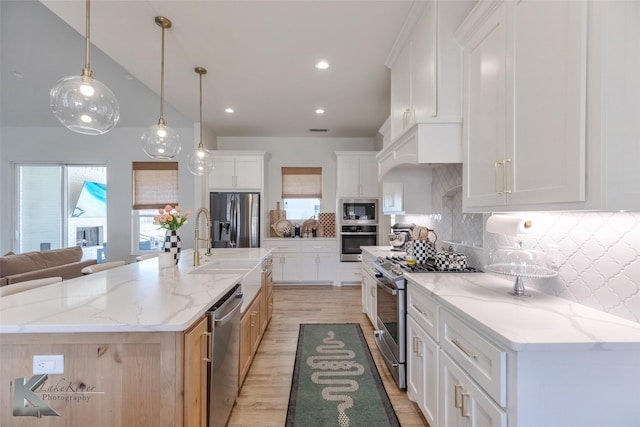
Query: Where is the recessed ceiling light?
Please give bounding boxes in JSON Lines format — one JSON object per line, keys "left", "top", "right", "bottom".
{"left": 315, "top": 109, "right": 325, "bottom": 114}
{"left": 225, "top": 108, "right": 234, "bottom": 113}
{"left": 315, "top": 60, "right": 329, "bottom": 70}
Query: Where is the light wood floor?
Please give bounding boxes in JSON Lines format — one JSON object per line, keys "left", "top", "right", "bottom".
{"left": 227, "top": 285, "right": 428, "bottom": 427}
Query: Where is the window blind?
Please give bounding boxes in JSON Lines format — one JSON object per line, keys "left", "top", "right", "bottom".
{"left": 132, "top": 162, "right": 179, "bottom": 209}
{"left": 281, "top": 167, "right": 322, "bottom": 199}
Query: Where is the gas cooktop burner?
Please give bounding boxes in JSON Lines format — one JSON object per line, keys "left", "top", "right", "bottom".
{"left": 376, "top": 255, "right": 481, "bottom": 276}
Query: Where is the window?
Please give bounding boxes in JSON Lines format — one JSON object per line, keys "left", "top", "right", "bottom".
{"left": 281, "top": 167, "right": 322, "bottom": 220}
{"left": 132, "top": 162, "right": 179, "bottom": 252}
{"left": 14, "top": 164, "right": 107, "bottom": 260}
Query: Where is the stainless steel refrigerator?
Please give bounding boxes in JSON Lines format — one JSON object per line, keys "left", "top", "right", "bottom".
{"left": 210, "top": 192, "right": 260, "bottom": 248}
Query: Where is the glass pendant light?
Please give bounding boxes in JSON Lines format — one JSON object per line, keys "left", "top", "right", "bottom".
{"left": 50, "top": 0, "right": 120, "bottom": 135}
{"left": 141, "top": 16, "right": 181, "bottom": 160}
{"left": 188, "top": 67, "right": 214, "bottom": 176}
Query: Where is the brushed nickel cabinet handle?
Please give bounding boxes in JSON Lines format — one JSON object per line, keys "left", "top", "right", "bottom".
{"left": 454, "top": 384, "right": 463, "bottom": 409}
{"left": 452, "top": 338, "right": 478, "bottom": 361}
{"left": 503, "top": 158, "right": 512, "bottom": 194}
{"left": 461, "top": 392, "right": 471, "bottom": 418}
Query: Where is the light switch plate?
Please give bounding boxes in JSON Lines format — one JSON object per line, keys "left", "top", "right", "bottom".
{"left": 33, "top": 355, "right": 64, "bottom": 375}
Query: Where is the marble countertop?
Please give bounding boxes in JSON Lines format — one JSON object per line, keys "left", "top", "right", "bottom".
{"left": 404, "top": 271, "right": 640, "bottom": 351}
{"left": 0, "top": 248, "right": 271, "bottom": 334}
{"left": 358, "top": 246, "right": 640, "bottom": 351}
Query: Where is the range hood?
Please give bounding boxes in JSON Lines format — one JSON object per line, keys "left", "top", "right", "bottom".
{"left": 376, "top": 119, "right": 462, "bottom": 179}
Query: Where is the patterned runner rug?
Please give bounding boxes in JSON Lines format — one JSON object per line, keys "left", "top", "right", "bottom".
{"left": 286, "top": 323, "right": 400, "bottom": 427}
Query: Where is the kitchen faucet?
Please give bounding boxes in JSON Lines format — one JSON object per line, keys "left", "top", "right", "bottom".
{"left": 194, "top": 207, "right": 212, "bottom": 266}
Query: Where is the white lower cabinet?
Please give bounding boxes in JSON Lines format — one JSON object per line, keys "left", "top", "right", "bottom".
{"left": 264, "top": 239, "right": 336, "bottom": 283}
{"left": 440, "top": 352, "right": 507, "bottom": 427}
{"left": 407, "top": 279, "right": 508, "bottom": 427}
{"left": 360, "top": 264, "right": 377, "bottom": 326}
{"left": 271, "top": 251, "right": 299, "bottom": 282}
{"left": 407, "top": 315, "right": 438, "bottom": 427}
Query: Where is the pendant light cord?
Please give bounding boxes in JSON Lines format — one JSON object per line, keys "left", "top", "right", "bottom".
{"left": 199, "top": 71, "right": 203, "bottom": 148}
{"left": 83, "top": 0, "right": 92, "bottom": 77}
{"left": 159, "top": 24, "right": 166, "bottom": 121}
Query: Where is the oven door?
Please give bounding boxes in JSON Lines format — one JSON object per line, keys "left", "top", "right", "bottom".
{"left": 340, "top": 232, "right": 376, "bottom": 262}
{"left": 373, "top": 272, "right": 406, "bottom": 388}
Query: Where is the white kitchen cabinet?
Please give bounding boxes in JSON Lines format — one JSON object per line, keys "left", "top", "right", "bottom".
{"left": 457, "top": 0, "right": 588, "bottom": 210}
{"left": 360, "top": 261, "right": 377, "bottom": 327}
{"left": 382, "top": 182, "right": 404, "bottom": 214}
{"left": 263, "top": 240, "right": 299, "bottom": 282}
{"left": 299, "top": 242, "right": 336, "bottom": 282}
{"left": 208, "top": 152, "right": 264, "bottom": 191}
{"left": 389, "top": 1, "right": 474, "bottom": 141}
{"left": 380, "top": 167, "right": 433, "bottom": 214}
{"left": 440, "top": 352, "right": 507, "bottom": 427}
{"left": 263, "top": 239, "right": 336, "bottom": 283}
{"left": 335, "top": 152, "right": 379, "bottom": 198}
{"left": 407, "top": 315, "right": 439, "bottom": 427}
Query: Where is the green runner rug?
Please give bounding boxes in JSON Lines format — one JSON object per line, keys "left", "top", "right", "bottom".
{"left": 286, "top": 323, "right": 400, "bottom": 427}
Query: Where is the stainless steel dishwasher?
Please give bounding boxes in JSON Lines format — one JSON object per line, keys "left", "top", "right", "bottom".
{"left": 207, "top": 283, "right": 243, "bottom": 427}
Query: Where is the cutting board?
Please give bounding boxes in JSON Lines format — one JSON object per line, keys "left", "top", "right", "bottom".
{"left": 269, "top": 201, "right": 287, "bottom": 237}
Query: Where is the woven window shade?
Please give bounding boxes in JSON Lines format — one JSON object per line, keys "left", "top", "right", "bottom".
{"left": 281, "top": 167, "right": 322, "bottom": 199}
{"left": 132, "top": 162, "right": 179, "bottom": 209}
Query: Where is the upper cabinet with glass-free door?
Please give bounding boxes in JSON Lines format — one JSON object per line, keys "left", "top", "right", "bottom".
{"left": 208, "top": 151, "right": 265, "bottom": 191}
{"left": 335, "top": 152, "right": 378, "bottom": 198}
{"left": 458, "top": 0, "right": 587, "bottom": 211}
{"left": 458, "top": 0, "right": 640, "bottom": 212}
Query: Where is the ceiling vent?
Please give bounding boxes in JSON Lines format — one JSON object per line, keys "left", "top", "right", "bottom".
{"left": 309, "top": 128, "right": 328, "bottom": 132}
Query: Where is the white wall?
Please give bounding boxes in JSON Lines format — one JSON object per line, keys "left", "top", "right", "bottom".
{"left": 217, "top": 136, "right": 377, "bottom": 228}
{"left": 1, "top": 126, "right": 196, "bottom": 262}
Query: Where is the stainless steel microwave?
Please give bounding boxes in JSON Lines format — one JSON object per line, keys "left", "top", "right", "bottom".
{"left": 340, "top": 198, "right": 378, "bottom": 225}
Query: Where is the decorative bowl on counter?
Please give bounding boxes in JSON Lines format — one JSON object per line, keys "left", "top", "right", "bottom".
{"left": 272, "top": 219, "right": 293, "bottom": 237}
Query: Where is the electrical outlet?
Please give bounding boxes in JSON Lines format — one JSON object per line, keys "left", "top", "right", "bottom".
{"left": 33, "top": 355, "right": 64, "bottom": 375}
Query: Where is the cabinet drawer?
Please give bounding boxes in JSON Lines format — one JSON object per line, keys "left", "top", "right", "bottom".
{"left": 263, "top": 241, "right": 299, "bottom": 253}
{"left": 440, "top": 308, "right": 506, "bottom": 407}
{"left": 407, "top": 282, "right": 439, "bottom": 342}
{"left": 300, "top": 241, "right": 337, "bottom": 253}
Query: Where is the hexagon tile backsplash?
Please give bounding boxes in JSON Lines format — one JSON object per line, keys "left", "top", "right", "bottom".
{"left": 406, "top": 164, "right": 640, "bottom": 324}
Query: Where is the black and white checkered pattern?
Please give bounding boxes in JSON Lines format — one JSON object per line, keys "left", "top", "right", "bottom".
{"left": 435, "top": 251, "right": 468, "bottom": 271}
{"left": 164, "top": 231, "right": 182, "bottom": 264}
{"left": 412, "top": 240, "right": 438, "bottom": 264}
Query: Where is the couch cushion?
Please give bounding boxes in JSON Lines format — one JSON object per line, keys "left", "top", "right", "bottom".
{"left": 0, "top": 246, "right": 83, "bottom": 277}
{"left": 39, "top": 246, "right": 83, "bottom": 267}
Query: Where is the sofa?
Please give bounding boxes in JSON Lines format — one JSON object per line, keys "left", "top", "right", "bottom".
{"left": 0, "top": 246, "right": 97, "bottom": 287}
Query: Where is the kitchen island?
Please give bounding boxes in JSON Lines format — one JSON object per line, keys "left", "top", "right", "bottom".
{"left": 0, "top": 248, "right": 271, "bottom": 427}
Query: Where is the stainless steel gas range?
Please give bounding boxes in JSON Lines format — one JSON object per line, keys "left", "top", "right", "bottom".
{"left": 372, "top": 255, "right": 480, "bottom": 389}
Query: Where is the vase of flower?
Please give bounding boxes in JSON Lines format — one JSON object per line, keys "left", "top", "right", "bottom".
{"left": 154, "top": 204, "right": 191, "bottom": 266}
{"left": 163, "top": 230, "right": 182, "bottom": 264}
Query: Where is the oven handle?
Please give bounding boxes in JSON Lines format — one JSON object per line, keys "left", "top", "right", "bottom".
{"left": 376, "top": 280, "right": 398, "bottom": 296}
{"left": 374, "top": 330, "right": 399, "bottom": 368}
{"left": 340, "top": 232, "right": 378, "bottom": 236}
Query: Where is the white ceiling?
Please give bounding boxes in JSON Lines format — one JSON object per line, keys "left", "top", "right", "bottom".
{"left": 2, "top": 0, "right": 415, "bottom": 139}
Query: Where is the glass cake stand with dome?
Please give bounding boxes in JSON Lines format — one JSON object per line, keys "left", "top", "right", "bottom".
{"left": 485, "top": 241, "right": 558, "bottom": 296}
